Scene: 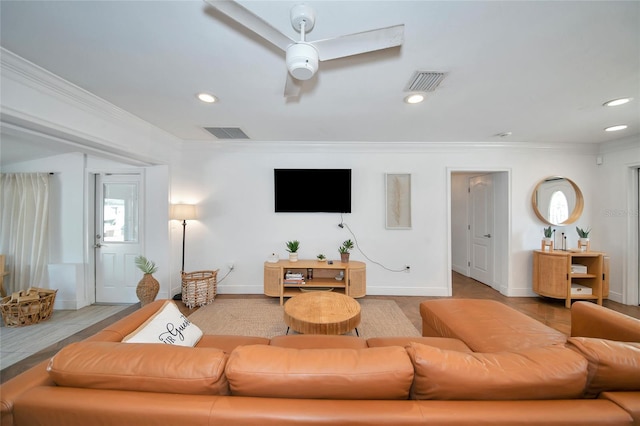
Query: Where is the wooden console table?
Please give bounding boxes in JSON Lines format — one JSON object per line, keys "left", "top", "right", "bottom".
{"left": 264, "top": 259, "right": 366, "bottom": 305}
{"left": 532, "top": 250, "right": 609, "bottom": 308}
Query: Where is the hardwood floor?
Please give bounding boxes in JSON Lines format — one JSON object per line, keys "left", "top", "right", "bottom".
{"left": 2, "top": 271, "right": 639, "bottom": 384}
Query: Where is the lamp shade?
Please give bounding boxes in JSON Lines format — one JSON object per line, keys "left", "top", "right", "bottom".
{"left": 171, "top": 204, "right": 197, "bottom": 220}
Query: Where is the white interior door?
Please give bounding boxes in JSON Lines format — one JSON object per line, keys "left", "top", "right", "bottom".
{"left": 469, "top": 174, "right": 494, "bottom": 287}
{"left": 95, "top": 173, "right": 143, "bottom": 303}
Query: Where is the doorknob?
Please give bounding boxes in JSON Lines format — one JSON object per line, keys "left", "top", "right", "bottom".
{"left": 94, "top": 243, "right": 103, "bottom": 248}
{"left": 484, "top": 234, "right": 492, "bottom": 238}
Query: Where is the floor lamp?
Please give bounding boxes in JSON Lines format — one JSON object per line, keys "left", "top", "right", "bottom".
{"left": 171, "top": 204, "right": 197, "bottom": 273}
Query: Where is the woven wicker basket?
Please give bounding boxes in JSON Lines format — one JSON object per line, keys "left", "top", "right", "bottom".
{"left": 0, "top": 287, "right": 57, "bottom": 327}
{"left": 181, "top": 270, "right": 218, "bottom": 309}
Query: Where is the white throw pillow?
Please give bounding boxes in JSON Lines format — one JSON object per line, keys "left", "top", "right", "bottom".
{"left": 123, "top": 300, "right": 203, "bottom": 347}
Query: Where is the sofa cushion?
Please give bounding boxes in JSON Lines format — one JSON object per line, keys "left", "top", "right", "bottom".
{"left": 270, "top": 334, "right": 367, "bottom": 349}
{"left": 225, "top": 345, "right": 414, "bottom": 399}
{"left": 196, "top": 335, "right": 270, "bottom": 353}
{"left": 47, "top": 341, "right": 229, "bottom": 395}
{"left": 566, "top": 337, "right": 640, "bottom": 397}
{"left": 122, "top": 300, "right": 202, "bottom": 346}
{"left": 367, "top": 336, "right": 472, "bottom": 352}
{"left": 420, "top": 299, "right": 567, "bottom": 352}
{"left": 406, "top": 342, "right": 588, "bottom": 400}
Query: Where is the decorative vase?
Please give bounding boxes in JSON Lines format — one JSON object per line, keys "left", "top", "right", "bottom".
{"left": 289, "top": 253, "right": 299, "bottom": 262}
{"left": 340, "top": 253, "right": 350, "bottom": 263}
{"left": 137, "top": 273, "right": 159, "bottom": 306}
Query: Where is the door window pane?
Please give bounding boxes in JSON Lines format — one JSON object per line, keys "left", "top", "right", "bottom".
{"left": 103, "top": 183, "right": 138, "bottom": 242}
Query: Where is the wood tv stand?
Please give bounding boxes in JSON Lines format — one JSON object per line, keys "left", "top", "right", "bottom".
{"left": 264, "top": 259, "right": 366, "bottom": 305}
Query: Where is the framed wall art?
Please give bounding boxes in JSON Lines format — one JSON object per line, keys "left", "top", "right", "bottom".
{"left": 385, "top": 173, "right": 411, "bottom": 229}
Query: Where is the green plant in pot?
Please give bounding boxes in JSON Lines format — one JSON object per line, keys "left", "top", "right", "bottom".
{"left": 338, "top": 239, "right": 354, "bottom": 263}
{"left": 576, "top": 227, "right": 591, "bottom": 239}
{"left": 286, "top": 240, "right": 300, "bottom": 262}
{"left": 135, "top": 255, "right": 159, "bottom": 306}
{"left": 316, "top": 253, "right": 326, "bottom": 262}
{"left": 543, "top": 226, "right": 553, "bottom": 239}
{"left": 576, "top": 227, "right": 591, "bottom": 251}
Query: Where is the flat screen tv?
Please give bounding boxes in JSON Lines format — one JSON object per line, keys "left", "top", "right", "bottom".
{"left": 274, "top": 169, "right": 351, "bottom": 213}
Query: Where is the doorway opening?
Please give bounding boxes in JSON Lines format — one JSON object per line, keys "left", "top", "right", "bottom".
{"left": 450, "top": 170, "right": 509, "bottom": 294}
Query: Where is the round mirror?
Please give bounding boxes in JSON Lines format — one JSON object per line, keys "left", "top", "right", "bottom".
{"left": 532, "top": 176, "right": 584, "bottom": 225}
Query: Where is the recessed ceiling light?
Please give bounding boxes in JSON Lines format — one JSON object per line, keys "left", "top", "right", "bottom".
{"left": 604, "top": 124, "right": 628, "bottom": 132}
{"left": 404, "top": 93, "right": 425, "bottom": 104}
{"left": 494, "top": 132, "right": 513, "bottom": 138}
{"left": 197, "top": 93, "right": 217, "bottom": 103}
{"left": 603, "top": 98, "right": 631, "bottom": 107}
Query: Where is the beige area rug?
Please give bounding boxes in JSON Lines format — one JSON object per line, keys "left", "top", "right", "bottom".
{"left": 188, "top": 298, "right": 420, "bottom": 339}
{"left": 0, "top": 304, "right": 131, "bottom": 370}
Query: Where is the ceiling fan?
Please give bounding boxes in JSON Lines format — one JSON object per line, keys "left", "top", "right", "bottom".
{"left": 204, "top": 0, "right": 404, "bottom": 98}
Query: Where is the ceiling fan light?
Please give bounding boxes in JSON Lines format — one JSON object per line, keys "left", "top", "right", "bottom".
{"left": 604, "top": 124, "right": 628, "bottom": 132}
{"left": 286, "top": 43, "right": 318, "bottom": 81}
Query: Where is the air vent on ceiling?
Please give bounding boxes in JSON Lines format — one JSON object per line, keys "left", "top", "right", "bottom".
{"left": 204, "top": 127, "right": 249, "bottom": 139}
{"left": 404, "top": 71, "right": 446, "bottom": 92}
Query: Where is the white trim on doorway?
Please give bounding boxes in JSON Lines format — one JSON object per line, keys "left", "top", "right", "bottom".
{"left": 447, "top": 168, "right": 512, "bottom": 297}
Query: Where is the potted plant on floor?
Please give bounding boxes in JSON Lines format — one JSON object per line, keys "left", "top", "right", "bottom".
{"left": 286, "top": 240, "right": 300, "bottom": 262}
{"left": 135, "top": 255, "right": 159, "bottom": 306}
{"left": 338, "top": 239, "right": 354, "bottom": 263}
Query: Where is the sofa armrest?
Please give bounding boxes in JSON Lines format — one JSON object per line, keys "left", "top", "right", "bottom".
{"left": 571, "top": 302, "right": 640, "bottom": 342}
{"left": 1, "top": 360, "right": 53, "bottom": 426}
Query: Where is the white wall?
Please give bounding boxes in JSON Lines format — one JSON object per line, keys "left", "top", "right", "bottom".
{"left": 595, "top": 137, "right": 640, "bottom": 304}
{"left": 171, "top": 141, "right": 600, "bottom": 298}
{"left": 451, "top": 173, "right": 470, "bottom": 275}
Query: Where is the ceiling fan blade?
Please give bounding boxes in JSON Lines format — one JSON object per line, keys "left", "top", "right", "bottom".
{"left": 284, "top": 72, "right": 302, "bottom": 98}
{"left": 204, "top": 0, "right": 294, "bottom": 52}
{"left": 311, "top": 24, "right": 404, "bottom": 61}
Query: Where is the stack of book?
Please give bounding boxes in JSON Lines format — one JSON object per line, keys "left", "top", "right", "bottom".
{"left": 284, "top": 272, "right": 305, "bottom": 285}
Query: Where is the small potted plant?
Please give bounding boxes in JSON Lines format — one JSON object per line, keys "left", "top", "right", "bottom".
{"left": 338, "top": 239, "right": 354, "bottom": 263}
{"left": 134, "top": 255, "right": 159, "bottom": 306}
{"left": 316, "top": 253, "right": 326, "bottom": 262}
{"left": 542, "top": 226, "right": 553, "bottom": 251}
{"left": 286, "top": 240, "right": 300, "bottom": 262}
{"left": 576, "top": 227, "right": 591, "bottom": 239}
{"left": 576, "top": 227, "right": 591, "bottom": 251}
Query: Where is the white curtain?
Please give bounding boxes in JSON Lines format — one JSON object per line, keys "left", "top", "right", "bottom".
{"left": 0, "top": 173, "right": 50, "bottom": 294}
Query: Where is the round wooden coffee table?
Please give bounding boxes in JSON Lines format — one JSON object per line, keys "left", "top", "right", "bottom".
{"left": 284, "top": 291, "right": 361, "bottom": 336}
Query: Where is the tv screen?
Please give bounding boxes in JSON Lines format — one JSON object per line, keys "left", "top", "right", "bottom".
{"left": 274, "top": 169, "right": 351, "bottom": 213}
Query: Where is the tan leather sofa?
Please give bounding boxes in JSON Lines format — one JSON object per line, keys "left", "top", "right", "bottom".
{"left": 1, "top": 299, "right": 639, "bottom": 426}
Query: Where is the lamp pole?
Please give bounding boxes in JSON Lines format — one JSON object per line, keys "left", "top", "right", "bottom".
{"left": 180, "top": 219, "right": 187, "bottom": 273}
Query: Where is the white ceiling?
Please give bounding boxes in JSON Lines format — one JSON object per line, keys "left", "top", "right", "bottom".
{"left": 1, "top": 1, "right": 638, "bottom": 158}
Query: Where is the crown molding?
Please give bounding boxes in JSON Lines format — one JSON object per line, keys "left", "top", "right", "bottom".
{"left": 598, "top": 135, "right": 640, "bottom": 154}
{"left": 182, "top": 139, "right": 601, "bottom": 155}
{"left": 1, "top": 47, "right": 138, "bottom": 124}
{"left": 0, "top": 47, "right": 181, "bottom": 144}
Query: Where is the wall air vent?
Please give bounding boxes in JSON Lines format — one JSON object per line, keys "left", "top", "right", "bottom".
{"left": 404, "top": 71, "right": 447, "bottom": 92}
{"left": 204, "top": 127, "right": 249, "bottom": 139}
